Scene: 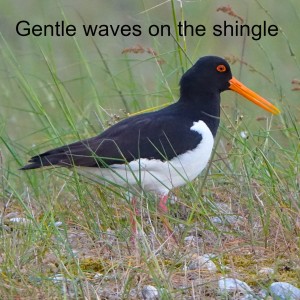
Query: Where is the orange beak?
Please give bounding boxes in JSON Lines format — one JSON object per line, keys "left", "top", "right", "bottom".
{"left": 229, "top": 77, "right": 280, "bottom": 115}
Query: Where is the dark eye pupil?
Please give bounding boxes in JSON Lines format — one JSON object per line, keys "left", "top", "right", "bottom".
{"left": 217, "top": 65, "right": 226, "bottom": 72}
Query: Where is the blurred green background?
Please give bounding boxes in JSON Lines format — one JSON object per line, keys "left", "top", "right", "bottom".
{"left": 0, "top": 0, "right": 299, "bottom": 174}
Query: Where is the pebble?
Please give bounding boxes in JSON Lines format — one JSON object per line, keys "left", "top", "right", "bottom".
{"left": 258, "top": 267, "right": 274, "bottom": 276}
{"left": 184, "top": 235, "right": 197, "bottom": 245}
{"left": 184, "top": 236, "right": 196, "bottom": 244}
{"left": 240, "top": 131, "right": 249, "bottom": 139}
{"left": 93, "top": 273, "right": 103, "bottom": 280}
{"left": 51, "top": 274, "right": 68, "bottom": 284}
{"left": 209, "top": 202, "right": 242, "bottom": 226}
{"left": 54, "top": 221, "right": 63, "bottom": 227}
{"left": 183, "top": 235, "right": 202, "bottom": 246}
{"left": 270, "top": 282, "right": 300, "bottom": 300}
{"left": 9, "top": 217, "right": 31, "bottom": 225}
{"left": 141, "top": 285, "right": 159, "bottom": 300}
{"left": 186, "top": 254, "right": 217, "bottom": 272}
{"left": 210, "top": 215, "right": 241, "bottom": 225}
{"left": 218, "top": 277, "right": 252, "bottom": 295}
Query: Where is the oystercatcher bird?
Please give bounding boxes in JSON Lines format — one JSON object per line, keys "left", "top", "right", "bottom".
{"left": 21, "top": 56, "right": 280, "bottom": 241}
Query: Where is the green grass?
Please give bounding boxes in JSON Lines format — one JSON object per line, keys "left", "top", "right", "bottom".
{"left": 0, "top": 0, "right": 300, "bottom": 299}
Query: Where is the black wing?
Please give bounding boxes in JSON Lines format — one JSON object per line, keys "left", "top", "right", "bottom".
{"left": 21, "top": 110, "right": 202, "bottom": 170}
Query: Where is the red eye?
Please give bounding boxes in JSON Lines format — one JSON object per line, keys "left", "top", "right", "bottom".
{"left": 216, "top": 64, "right": 227, "bottom": 72}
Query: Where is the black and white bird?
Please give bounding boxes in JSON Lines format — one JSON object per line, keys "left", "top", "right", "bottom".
{"left": 21, "top": 56, "right": 280, "bottom": 239}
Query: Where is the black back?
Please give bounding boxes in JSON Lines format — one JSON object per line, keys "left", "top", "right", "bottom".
{"left": 21, "top": 56, "right": 233, "bottom": 170}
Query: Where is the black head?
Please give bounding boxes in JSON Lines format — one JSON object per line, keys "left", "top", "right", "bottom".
{"left": 180, "top": 56, "right": 232, "bottom": 99}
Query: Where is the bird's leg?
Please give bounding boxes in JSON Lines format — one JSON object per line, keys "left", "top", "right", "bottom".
{"left": 158, "top": 194, "right": 177, "bottom": 242}
{"left": 158, "top": 194, "right": 169, "bottom": 214}
{"left": 129, "top": 196, "right": 139, "bottom": 245}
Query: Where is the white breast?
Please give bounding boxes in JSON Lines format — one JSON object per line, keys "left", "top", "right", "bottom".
{"left": 77, "top": 120, "right": 214, "bottom": 195}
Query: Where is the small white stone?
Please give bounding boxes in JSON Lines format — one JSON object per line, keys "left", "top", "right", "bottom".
{"left": 240, "top": 131, "right": 249, "bottom": 139}
{"left": 51, "top": 274, "right": 67, "bottom": 284}
{"left": 187, "top": 254, "right": 217, "bottom": 272}
{"left": 218, "top": 277, "right": 252, "bottom": 294}
{"left": 71, "top": 250, "right": 79, "bottom": 257}
{"left": 93, "top": 273, "right": 103, "bottom": 279}
{"left": 9, "top": 217, "right": 31, "bottom": 224}
{"left": 210, "top": 216, "right": 222, "bottom": 224}
{"left": 54, "top": 221, "right": 63, "bottom": 227}
{"left": 270, "top": 282, "right": 300, "bottom": 300}
{"left": 142, "top": 285, "right": 159, "bottom": 300}
{"left": 184, "top": 236, "right": 196, "bottom": 244}
{"left": 258, "top": 267, "right": 274, "bottom": 276}
{"left": 177, "top": 223, "right": 185, "bottom": 230}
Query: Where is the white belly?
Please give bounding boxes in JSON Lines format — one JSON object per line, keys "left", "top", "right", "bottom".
{"left": 77, "top": 120, "right": 214, "bottom": 195}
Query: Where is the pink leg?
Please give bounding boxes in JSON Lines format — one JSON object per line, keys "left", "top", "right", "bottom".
{"left": 158, "top": 194, "right": 177, "bottom": 242}
{"left": 158, "top": 194, "right": 169, "bottom": 213}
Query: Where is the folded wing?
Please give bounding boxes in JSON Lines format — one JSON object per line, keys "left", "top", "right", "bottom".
{"left": 21, "top": 112, "right": 202, "bottom": 170}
